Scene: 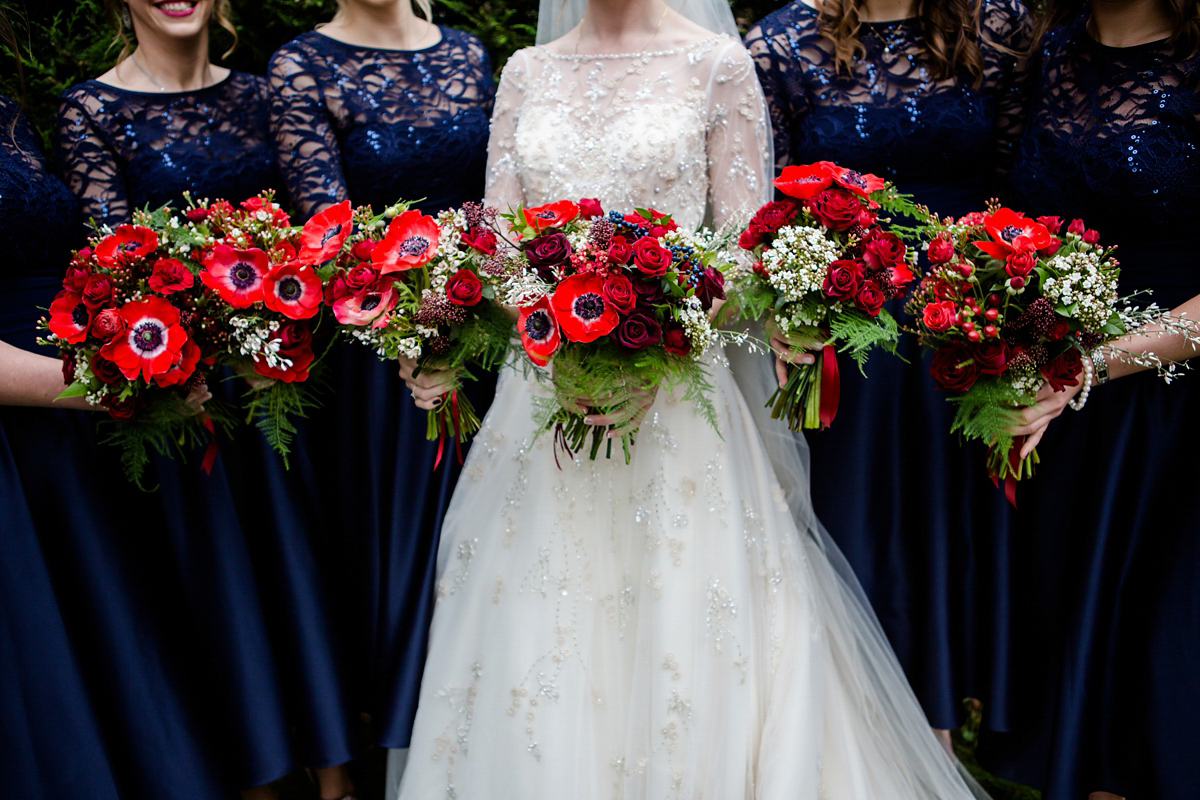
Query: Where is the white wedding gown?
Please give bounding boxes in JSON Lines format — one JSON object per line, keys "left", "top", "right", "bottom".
{"left": 393, "top": 35, "right": 986, "bottom": 800}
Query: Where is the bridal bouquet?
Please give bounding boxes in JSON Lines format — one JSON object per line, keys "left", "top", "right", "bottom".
{"left": 734, "top": 161, "right": 920, "bottom": 430}
{"left": 322, "top": 200, "right": 511, "bottom": 464}
{"left": 493, "top": 199, "right": 735, "bottom": 462}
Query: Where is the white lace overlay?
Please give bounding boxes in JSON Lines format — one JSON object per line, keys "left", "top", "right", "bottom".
{"left": 395, "top": 37, "right": 984, "bottom": 800}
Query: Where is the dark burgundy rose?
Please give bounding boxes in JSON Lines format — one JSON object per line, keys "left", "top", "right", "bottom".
{"left": 854, "top": 279, "right": 886, "bottom": 317}
{"left": 446, "top": 268, "right": 483, "bottom": 306}
{"left": 633, "top": 277, "right": 665, "bottom": 305}
{"left": 278, "top": 321, "right": 312, "bottom": 350}
{"left": 345, "top": 264, "right": 379, "bottom": 292}
{"left": 807, "top": 188, "right": 861, "bottom": 231}
{"left": 615, "top": 311, "right": 663, "bottom": 350}
{"left": 1005, "top": 249, "right": 1037, "bottom": 278}
{"left": 930, "top": 346, "right": 980, "bottom": 393}
{"left": 62, "top": 263, "right": 92, "bottom": 291}
{"left": 664, "top": 326, "right": 692, "bottom": 356}
{"left": 461, "top": 226, "right": 497, "bottom": 255}
{"left": 862, "top": 229, "right": 906, "bottom": 271}
{"left": 927, "top": 237, "right": 955, "bottom": 265}
{"left": 91, "top": 355, "right": 123, "bottom": 385}
{"left": 81, "top": 274, "right": 113, "bottom": 308}
{"left": 100, "top": 393, "right": 138, "bottom": 420}
{"left": 608, "top": 235, "right": 633, "bottom": 264}
{"left": 749, "top": 200, "right": 799, "bottom": 236}
{"left": 974, "top": 338, "right": 1009, "bottom": 376}
{"left": 1048, "top": 318, "right": 1070, "bottom": 341}
{"left": 1040, "top": 349, "right": 1083, "bottom": 392}
{"left": 61, "top": 352, "right": 76, "bottom": 384}
{"left": 822, "top": 259, "right": 863, "bottom": 300}
{"left": 147, "top": 258, "right": 194, "bottom": 294}
{"left": 89, "top": 308, "right": 127, "bottom": 341}
{"left": 578, "top": 198, "right": 604, "bottom": 219}
{"left": 602, "top": 273, "right": 636, "bottom": 313}
{"left": 1037, "top": 216, "right": 1064, "bottom": 234}
{"left": 632, "top": 236, "right": 672, "bottom": 277}
{"left": 526, "top": 232, "right": 572, "bottom": 268}
{"left": 324, "top": 273, "right": 350, "bottom": 304}
{"left": 854, "top": 208, "right": 878, "bottom": 228}
{"left": 694, "top": 267, "right": 726, "bottom": 310}
{"left": 351, "top": 240, "right": 377, "bottom": 261}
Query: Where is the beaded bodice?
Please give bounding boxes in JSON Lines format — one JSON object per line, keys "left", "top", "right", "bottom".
{"left": 1009, "top": 17, "right": 1199, "bottom": 301}
{"left": 485, "top": 36, "right": 773, "bottom": 231}
{"left": 56, "top": 72, "right": 278, "bottom": 228}
{"left": 269, "top": 27, "right": 494, "bottom": 219}
{"left": 745, "top": 0, "right": 1031, "bottom": 214}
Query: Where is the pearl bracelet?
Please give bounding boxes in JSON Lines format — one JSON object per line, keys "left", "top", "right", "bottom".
{"left": 1068, "top": 350, "right": 1095, "bottom": 411}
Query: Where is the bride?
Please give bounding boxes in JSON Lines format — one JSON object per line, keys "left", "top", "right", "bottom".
{"left": 393, "top": 1, "right": 987, "bottom": 797}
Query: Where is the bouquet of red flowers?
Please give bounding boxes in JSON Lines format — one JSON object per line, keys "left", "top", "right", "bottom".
{"left": 322, "top": 200, "right": 512, "bottom": 464}
{"left": 734, "top": 161, "right": 919, "bottom": 430}
{"left": 492, "top": 199, "right": 737, "bottom": 462}
{"left": 908, "top": 208, "right": 1127, "bottom": 502}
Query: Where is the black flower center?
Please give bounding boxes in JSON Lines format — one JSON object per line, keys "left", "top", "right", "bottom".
{"left": 535, "top": 210, "right": 556, "bottom": 220}
{"left": 278, "top": 276, "right": 302, "bottom": 301}
{"left": 120, "top": 241, "right": 142, "bottom": 252}
{"left": 71, "top": 303, "right": 90, "bottom": 328}
{"left": 320, "top": 223, "right": 344, "bottom": 247}
{"left": 1000, "top": 225, "right": 1023, "bottom": 243}
{"left": 360, "top": 294, "right": 381, "bottom": 312}
{"left": 524, "top": 310, "right": 552, "bottom": 341}
{"left": 400, "top": 235, "right": 430, "bottom": 256}
{"left": 231, "top": 262, "right": 257, "bottom": 288}
{"left": 133, "top": 321, "right": 164, "bottom": 352}
{"left": 573, "top": 292, "right": 606, "bottom": 321}
{"left": 842, "top": 170, "right": 867, "bottom": 188}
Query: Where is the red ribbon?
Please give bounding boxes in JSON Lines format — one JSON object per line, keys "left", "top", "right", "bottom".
{"left": 818, "top": 344, "right": 841, "bottom": 429}
{"left": 432, "top": 390, "right": 465, "bottom": 472}
{"left": 200, "top": 414, "right": 219, "bottom": 475}
{"left": 989, "top": 435, "right": 1023, "bottom": 508}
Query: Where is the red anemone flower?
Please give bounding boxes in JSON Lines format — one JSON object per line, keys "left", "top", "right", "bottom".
{"left": 99, "top": 297, "right": 188, "bottom": 381}
{"left": 95, "top": 225, "right": 158, "bottom": 267}
{"left": 550, "top": 273, "right": 619, "bottom": 343}
{"left": 522, "top": 200, "right": 579, "bottom": 234}
{"left": 974, "top": 208, "right": 1054, "bottom": 259}
{"left": 152, "top": 338, "right": 202, "bottom": 388}
{"left": 47, "top": 290, "right": 93, "bottom": 343}
{"left": 829, "top": 165, "right": 886, "bottom": 198}
{"left": 774, "top": 162, "right": 837, "bottom": 199}
{"left": 262, "top": 263, "right": 323, "bottom": 320}
{"left": 518, "top": 295, "right": 562, "bottom": 367}
{"left": 372, "top": 210, "right": 441, "bottom": 274}
{"left": 201, "top": 244, "right": 269, "bottom": 307}
{"left": 332, "top": 285, "right": 397, "bottom": 327}
{"left": 298, "top": 200, "right": 353, "bottom": 264}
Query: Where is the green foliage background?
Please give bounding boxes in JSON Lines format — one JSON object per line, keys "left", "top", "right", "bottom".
{"left": 1, "top": 0, "right": 779, "bottom": 150}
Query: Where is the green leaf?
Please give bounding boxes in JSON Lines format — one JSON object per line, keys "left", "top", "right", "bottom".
{"left": 55, "top": 381, "right": 89, "bottom": 400}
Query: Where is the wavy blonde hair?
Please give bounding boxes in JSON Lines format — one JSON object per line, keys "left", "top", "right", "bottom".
{"left": 105, "top": 0, "right": 239, "bottom": 61}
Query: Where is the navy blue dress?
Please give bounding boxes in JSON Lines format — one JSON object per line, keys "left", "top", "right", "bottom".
{"left": 269, "top": 27, "right": 495, "bottom": 747}
{"left": 55, "top": 72, "right": 354, "bottom": 787}
{"left": 0, "top": 94, "right": 124, "bottom": 800}
{"left": 981, "top": 18, "right": 1200, "bottom": 799}
{"left": 745, "top": 0, "right": 1031, "bottom": 731}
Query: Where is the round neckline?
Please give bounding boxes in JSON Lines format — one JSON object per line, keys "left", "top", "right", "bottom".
{"left": 538, "top": 34, "right": 725, "bottom": 61}
{"left": 1082, "top": 26, "right": 1172, "bottom": 55}
{"left": 89, "top": 70, "right": 235, "bottom": 97}
{"left": 793, "top": 2, "right": 915, "bottom": 26}
{"left": 311, "top": 25, "right": 446, "bottom": 54}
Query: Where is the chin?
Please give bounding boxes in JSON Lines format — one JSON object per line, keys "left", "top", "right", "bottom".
{"left": 128, "top": 0, "right": 214, "bottom": 38}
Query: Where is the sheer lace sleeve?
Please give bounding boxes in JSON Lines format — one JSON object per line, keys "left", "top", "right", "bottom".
{"left": 744, "top": 20, "right": 807, "bottom": 173}
{"left": 483, "top": 48, "right": 529, "bottom": 212}
{"left": 56, "top": 92, "right": 129, "bottom": 227}
{"left": 269, "top": 40, "right": 348, "bottom": 219}
{"left": 705, "top": 40, "right": 774, "bottom": 230}
{"left": 983, "top": 0, "right": 1034, "bottom": 181}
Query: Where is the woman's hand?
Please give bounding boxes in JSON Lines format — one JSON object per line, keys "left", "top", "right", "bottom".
{"left": 235, "top": 361, "right": 276, "bottom": 391}
{"left": 577, "top": 384, "right": 659, "bottom": 439}
{"left": 1010, "top": 380, "right": 1084, "bottom": 458}
{"left": 767, "top": 320, "right": 821, "bottom": 388}
{"left": 398, "top": 354, "right": 458, "bottom": 411}
{"left": 185, "top": 383, "right": 213, "bottom": 415}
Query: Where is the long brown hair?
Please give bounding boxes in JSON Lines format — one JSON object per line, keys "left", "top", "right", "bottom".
{"left": 0, "top": 6, "right": 25, "bottom": 143}
{"left": 104, "top": 0, "right": 239, "bottom": 61}
{"left": 1032, "top": 0, "right": 1200, "bottom": 56}
{"left": 816, "top": 0, "right": 989, "bottom": 88}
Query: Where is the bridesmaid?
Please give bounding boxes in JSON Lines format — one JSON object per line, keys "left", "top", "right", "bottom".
{"left": 55, "top": 1, "right": 359, "bottom": 798}
{"left": 981, "top": 1, "right": 1200, "bottom": 798}
{"left": 269, "top": 0, "right": 495, "bottom": 753}
{"left": 744, "top": 0, "right": 1033, "bottom": 742}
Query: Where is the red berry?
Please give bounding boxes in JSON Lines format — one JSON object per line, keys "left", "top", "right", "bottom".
{"left": 983, "top": 325, "right": 998, "bottom": 338}
{"left": 962, "top": 321, "right": 976, "bottom": 333}
{"left": 966, "top": 330, "right": 982, "bottom": 342}
{"left": 984, "top": 308, "right": 1000, "bottom": 322}
{"left": 988, "top": 293, "right": 1003, "bottom": 307}
{"left": 1010, "top": 276, "right": 1026, "bottom": 290}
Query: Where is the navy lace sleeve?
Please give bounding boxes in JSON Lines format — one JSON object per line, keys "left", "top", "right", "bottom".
{"left": 745, "top": 0, "right": 1032, "bottom": 214}
{"left": 1009, "top": 19, "right": 1200, "bottom": 307}
{"left": 269, "top": 27, "right": 495, "bottom": 220}
{"left": 55, "top": 72, "right": 279, "bottom": 230}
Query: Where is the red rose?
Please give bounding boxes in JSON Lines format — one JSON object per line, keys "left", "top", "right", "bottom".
{"left": 1049, "top": 318, "right": 1070, "bottom": 341}
{"left": 930, "top": 346, "right": 980, "bottom": 393}
{"left": 1082, "top": 229, "right": 1100, "bottom": 245}
{"left": 693, "top": 267, "right": 726, "bottom": 310}
{"left": 862, "top": 229, "right": 906, "bottom": 271}
{"left": 1067, "top": 219, "right": 1085, "bottom": 235}
{"left": 446, "top": 269, "right": 483, "bottom": 306}
{"left": 1037, "top": 216, "right": 1064, "bottom": 234}
{"left": 89, "top": 308, "right": 127, "bottom": 341}
{"left": 91, "top": 355, "right": 124, "bottom": 385}
{"left": 526, "top": 232, "right": 573, "bottom": 278}
{"left": 608, "top": 235, "right": 633, "bottom": 265}
{"left": 82, "top": 274, "right": 113, "bottom": 308}
{"left": 748, "top": 200, "right": 799, "bottom": 236}
{"left": 974, "top": 338, "right": 1009, "bottom": 376}
{"left": 922, "top": 300, "right": 958, "bottom": 333}
{"left": 632, "top": 237, "right": 672, "bottom": 277}
{"left": 738, "top": 225, "right": 765, "bottom": 251}
{"left": 461, "top": 226, "right": 497, "bottom": 255}
{"left": 352, "top": 240, "right": 377, "bottom": 262}
{"left": 1040, "top": 238, "right": 1062, "bottom": 257}
{"left": 664, "top": 326, "right": 692, "bottom": 356}
{"left": 62, "top": 263, "right": 92, "bottom": 291}
{"left": 324, "top": 273, "right": 350, "bottom": 304}
{"left": 61, "top": 352, "right": 76, "bottom": 384}
{"left": 99, "top": 393, "right": 138, "bottom": 420}
{"left": 927, "top": 237, "right": 955, "bottom": 265}
{"left": 615, "top": 311, "right": 663, "bottom": 350}
{"left": 807, "top": 188, "right": 861, "bottom": 231}
{"left": 822, "top": 259, "right": 864, "bottom": 300}
{"left": 1040, "top": 349, "right": 1083, "bottom": 392}
{"left": 253, "top": 322, "right": 315, "bottom": 383}
{"left": 185, "top": 207, "right": 209, "bottom": 222}
{"left": 578, "top": 198, "right": 604, "bottom": 219}
{"left": 602, "top": 273, "right": 636, "bottom": 313}
{"left": 1005, "top": 249, "right": 1037, "bottom": 278}
{"left": 344, "top": 264, "right": 379, "bottom": 293}
{"left": 147, "top": 258, "right": 195, "bottom": 294}
{"left": 854, "top": 280, "right": 886, "bottom": 317}
{"left": 633, "top": 277, "right": 665, "bottom": 305}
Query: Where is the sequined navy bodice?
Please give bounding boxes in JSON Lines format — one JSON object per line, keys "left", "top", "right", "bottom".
{"left": 1, "top": 95, "right": 81, "bottom": 348}
{"left": 269, "top": 27, "right": 494, "bottom": 219}
{"left": 56, "top": 72, "right": 279, "bottom": 228}
{"left": 746, "top": 0, "right": 1030, "bottom": 215}
{"left": 1009, "top": 19, "right": 1200, "bottom": 305}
